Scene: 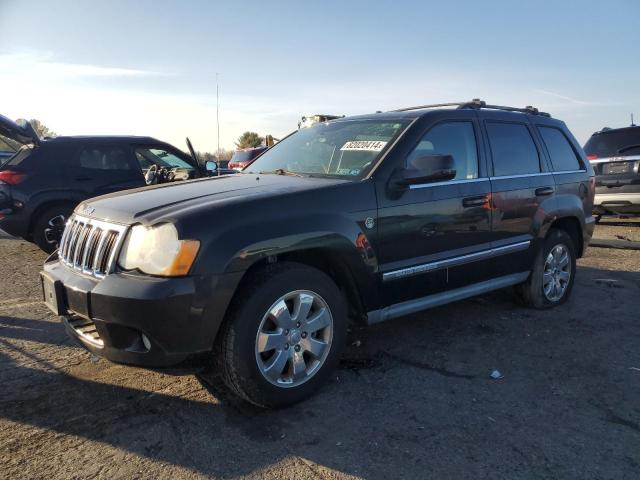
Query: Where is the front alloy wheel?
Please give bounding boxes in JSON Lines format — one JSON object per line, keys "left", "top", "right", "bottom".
{"left": 212, "top": 262, "right": 347, "bottom": 408}
{"left": 255, "top": 290, "right": 333, "bottom": 387}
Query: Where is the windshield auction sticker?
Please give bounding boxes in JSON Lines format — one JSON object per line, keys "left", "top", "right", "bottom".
{"left": 340, "top": 140, "right": 387, "bottom": 152}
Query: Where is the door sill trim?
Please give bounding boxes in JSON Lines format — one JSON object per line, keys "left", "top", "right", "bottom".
{"left": 367, "top": 271, "right": 530, "bottom": 325}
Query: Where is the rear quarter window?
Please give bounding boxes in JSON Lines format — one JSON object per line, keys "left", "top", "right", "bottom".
{"left": 538, "top": 126, "right": 582, "bottom": 172}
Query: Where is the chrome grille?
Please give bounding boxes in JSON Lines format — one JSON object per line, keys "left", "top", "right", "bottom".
{"left": 58, "top": 215, "right": 128, "bottom": 278}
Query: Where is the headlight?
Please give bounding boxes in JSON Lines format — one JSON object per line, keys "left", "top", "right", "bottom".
{"left": 118, "top": 223, "right": 200, "bottom": 276}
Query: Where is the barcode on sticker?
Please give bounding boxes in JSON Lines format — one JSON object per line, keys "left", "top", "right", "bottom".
{"left": 340, "top": 140, "right": 387, "bottom": 152}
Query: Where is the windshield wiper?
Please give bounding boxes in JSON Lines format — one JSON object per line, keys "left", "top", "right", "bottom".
{"left": 259, "top": 169, "right": 305, "bottom": 177}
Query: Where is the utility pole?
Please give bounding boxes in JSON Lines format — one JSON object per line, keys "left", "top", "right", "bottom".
{"left": 216, "top": 72, "right": 220, "bottom": 157}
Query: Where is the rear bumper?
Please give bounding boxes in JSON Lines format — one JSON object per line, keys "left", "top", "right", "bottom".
{"left": 41, "top": 258, "right": 236, "bottom": 369}
{"left": 594, "top": 193, "right": 640, "bottom": 214}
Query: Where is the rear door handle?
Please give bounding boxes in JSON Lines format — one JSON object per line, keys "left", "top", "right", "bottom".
{"left": 535, "top": 187, "right": 555, "bottom": 196}
{"left": 462, "top": 195, "right": 489, "bottom": 208}
{"left": 74, "top": 176, "right": 92, "bottom": 181}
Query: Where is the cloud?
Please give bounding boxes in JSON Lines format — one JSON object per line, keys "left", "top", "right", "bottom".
{"left": 531, "top": 88, "right": 591, "bottom": 106}
{"left": 0, "top": 52, "right": 166, "bottom": 79}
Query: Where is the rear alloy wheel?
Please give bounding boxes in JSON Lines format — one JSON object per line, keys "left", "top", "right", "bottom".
{"left": 542, "top": 244, "right": 572, "bottom": 302}
{"left": 215, "top": 262, "right": 347, "bottom": 408}
{"left": 519, "top": 229, "right": 576, "bottom": 309}
{"left": 32, "top": 206, "right": 73, "bottom": 253}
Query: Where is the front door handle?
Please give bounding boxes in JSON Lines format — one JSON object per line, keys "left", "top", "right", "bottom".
{"left": 462, "top": 195, "right": 489, "bottom": 208}
{"left": 75, "top": 176, "right": 92, "bottom": 181}
{"left": 535, "top": 186, "right": 555, "bottom": 196}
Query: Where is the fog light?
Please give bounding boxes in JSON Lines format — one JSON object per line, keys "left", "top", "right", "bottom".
{"left": 141, "top": 334, "right": 151, "bottom": 351}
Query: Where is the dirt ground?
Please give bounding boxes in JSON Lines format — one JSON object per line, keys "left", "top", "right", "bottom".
{"left": 1, "top": 224, "right": 639, "bottom": 480}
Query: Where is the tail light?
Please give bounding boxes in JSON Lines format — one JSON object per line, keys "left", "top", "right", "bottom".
{"left": 586, "top": 154, "right": 598, "bottom": 162}
{"left": 0, "top": 170, "right": 27, "bottom": 185}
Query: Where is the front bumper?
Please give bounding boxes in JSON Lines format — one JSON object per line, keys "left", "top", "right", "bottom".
{"left": 41, "top": 258, "right": 227, "bottom": 369}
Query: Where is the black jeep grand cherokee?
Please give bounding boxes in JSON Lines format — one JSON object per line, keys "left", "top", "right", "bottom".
{"left": 41, "top": 100, "right": 595, "bottom": 407}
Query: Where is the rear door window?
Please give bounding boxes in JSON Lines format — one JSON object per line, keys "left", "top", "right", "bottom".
{"left": 486, "top": 122, "right": 540, "bottom": 176}
{"left": 78, "top": 147, "right": 136, "bottom": 171}
{"left": 72, "top": 146, "right": 142, "bottom": 182}
{"left": 538, "top": 127, "right": 582, "bottom": 172}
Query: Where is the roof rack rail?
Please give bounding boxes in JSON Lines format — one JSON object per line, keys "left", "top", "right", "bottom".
{"left": 390, "top": 98, "right": 551, "bottom": 117}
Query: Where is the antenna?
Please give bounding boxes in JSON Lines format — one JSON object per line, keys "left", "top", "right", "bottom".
{"left": 216, "top": 73, "right": 220, "bottom": 157}
{"left": 632, "top": 113, "right": 636, "bottom": 127}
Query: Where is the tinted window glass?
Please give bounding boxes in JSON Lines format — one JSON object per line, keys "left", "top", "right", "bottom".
{"left": 486, "top": 123, "right": 540, "bottom": 176}
{"left": 407, "top": 121, "right": 478, "bottom": 180}
{"left": 583, "top": 127, "right": 640, "bottom": 158}
{"left": 78, "top": 147, "right": 133, "bottom": 170}
{"left": 539, "top": 127, "right": 582, "bottom": 171}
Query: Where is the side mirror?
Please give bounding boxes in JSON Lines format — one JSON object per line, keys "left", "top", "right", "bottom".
{"left": 205, "top": 160, "right": 218, "bottom": 173}
{"left": 394, "top": 154, "right": 456, "bottom": 187}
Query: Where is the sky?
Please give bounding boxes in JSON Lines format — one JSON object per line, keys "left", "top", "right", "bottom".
{"left": 0, "top": 0, "right": 638, "bottom": 152}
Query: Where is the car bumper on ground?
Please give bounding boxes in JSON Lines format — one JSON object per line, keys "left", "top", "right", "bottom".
{"left": 594, "top": 192, "right": 640, "bottom": 214}
{"left": 40, "top": 258, "right": 223, "bottom": 369}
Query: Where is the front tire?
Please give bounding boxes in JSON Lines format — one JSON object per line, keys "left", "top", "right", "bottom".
{"left": 519, "top": 229, "right": 576, "bottom": 309}
{"left": 215, "top": 262, "right": 347, "bottom": 408}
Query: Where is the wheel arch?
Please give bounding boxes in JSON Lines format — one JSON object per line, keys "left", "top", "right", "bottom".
{"left": 548, "top": 216, "right": 584, "bottom": 257}
{"left": 28, "top": 199, "right": 78, "bottom": 238}
{"left": 227, "top": 247, "right": 370, "bottom": 326}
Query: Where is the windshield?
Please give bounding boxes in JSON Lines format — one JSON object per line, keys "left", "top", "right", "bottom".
{"left": 584, "top": 127, "right": 640, "bottom": 157}
{"left": 245, "top": 119, "right": 409, "bottom": 179}
{"left": 135, "top": 147, "right": 194, "bottom": 170}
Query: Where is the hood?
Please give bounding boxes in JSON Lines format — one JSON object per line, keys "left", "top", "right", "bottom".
{"left": 78, "top": 173, "right": 350, "bottom": 225}
{"left": 0, "top": 114, "right": 39, "bottom": 145}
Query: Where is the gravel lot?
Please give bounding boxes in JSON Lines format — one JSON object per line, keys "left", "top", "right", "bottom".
{"left": 1, "top": 225, "right": 639, "bottom": 479}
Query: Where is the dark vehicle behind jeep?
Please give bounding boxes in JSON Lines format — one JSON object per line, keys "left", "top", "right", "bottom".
{"left": 228, "top": 146, "right": 267, "bottom": 171}
{"left": 584, "top": 124, "right": 640, "bottom": 216}
{"left": 41, "top": 100, "right": 595, "bottom": 408}
{"left": 0, "top": 114, "right": 223, "bottom": 252}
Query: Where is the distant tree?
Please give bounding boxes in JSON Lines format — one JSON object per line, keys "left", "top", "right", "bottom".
{"left": 15, "top": 118, "right": 57, "bottom": 139}
{"left": 235, "top": 131, "right": 264, "bottom": 149}
{"left": 216, "top": 148, "right": 234, "bottom": 161}
{"left": 197, "top": 151, "right": 218, "bottom": 161}
{"left": 0, "top": 119, "right": 57, "bottom": 152}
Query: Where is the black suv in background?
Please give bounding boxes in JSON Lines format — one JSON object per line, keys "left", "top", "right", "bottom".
{"left": 584, "top": 124, "right": 640, "bottom": 217}
{"left": 0, "top": 115, "right": 215, "bottom": 252}
{"left": 41, "top": 100, "right": 595, "bottom": 407}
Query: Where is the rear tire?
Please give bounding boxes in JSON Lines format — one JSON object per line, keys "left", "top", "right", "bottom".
{"left": 519, "top": 229, "right": 576, "bottom": 309}
{"left": 215, "top": 262, "right": 347, "bottom": 408}
{"left": 32, "top": 205, "right": 73, "bottom": 253}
